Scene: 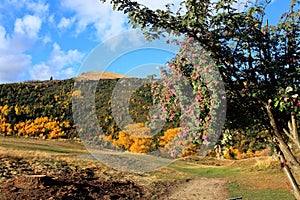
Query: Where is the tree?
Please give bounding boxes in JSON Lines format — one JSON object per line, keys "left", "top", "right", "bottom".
{"left": 101, "top": 0, "right": 300, "bottom": 198}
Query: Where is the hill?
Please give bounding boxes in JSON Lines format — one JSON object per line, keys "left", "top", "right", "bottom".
{"left": 0, "top": 73, "right": 163, "bottom": 141}
{"left": 0, "top": 72, "right": 270, "bottom": 158}
{"left": 75, "top": 71, "right": 131, "bottom": 81}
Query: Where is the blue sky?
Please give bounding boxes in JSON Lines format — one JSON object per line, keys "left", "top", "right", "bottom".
{"left": 0, "top": 0, "right": 292, "bottom": 83}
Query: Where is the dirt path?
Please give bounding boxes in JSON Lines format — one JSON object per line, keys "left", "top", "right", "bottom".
{"left": 166, "top": 177, "right": 229, "bottom": 200}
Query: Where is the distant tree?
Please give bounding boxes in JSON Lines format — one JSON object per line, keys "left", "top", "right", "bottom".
{"left": 102, "top": 0, "right": 300, "bottom": 198}
{"left": 50, "top": 76, "right": 53, "bottom": 81}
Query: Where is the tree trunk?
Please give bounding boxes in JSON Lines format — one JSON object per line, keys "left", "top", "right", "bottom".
{"left": 265, "top": 100, "right": 300, "bottom": 199}
{"left": 279, "top": 153, "right": 300, "bottom": 200}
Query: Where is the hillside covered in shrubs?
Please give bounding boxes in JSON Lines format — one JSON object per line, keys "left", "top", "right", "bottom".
{"left": 0, "top": 76, "right": 271, "bottom": 159}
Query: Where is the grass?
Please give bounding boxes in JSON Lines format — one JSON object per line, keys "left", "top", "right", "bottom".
{"left": 0, "top": 136, "right": 296, "bottom": 199}
{"left": 0, "top": 136, "right": 87, "bottom": 156}
{"left": 169, "top": 165, "right": 239, "bottom": 178}
{"left": 169, "top": 158, "right": 295, "bottom": 200}
{"left": 228, "top": 182, "right": 294, "bottom": 200}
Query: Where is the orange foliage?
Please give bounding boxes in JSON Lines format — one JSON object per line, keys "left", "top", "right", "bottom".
{"left": 0, "top": 105, "right": 10, "bottom": 116}
{"left": 222, "top": 146, "right": 269, "bottom": 160}
{"left": 0, "top": 105, "right": 12, "bottom": 135}
{"left": 158, "top": 128, "right": 201, "bottom": 157}
{"left": 0, "top": 116, "right": 12, "bottom": 134}
{"left": 14, "top": 117, "right": 69, "bottom": 139}
{"left": 180, "top": 143, "right": 200, "bottom": 157}
{"left": 159, "top": 127, "right": 180, "bottom": 147}
{"left": 109, "top": 123, "right": 154, "bottom": 153}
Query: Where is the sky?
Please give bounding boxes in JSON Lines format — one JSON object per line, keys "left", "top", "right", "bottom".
{"left": 0, "top": 0, "right": 292, "bottom": 83}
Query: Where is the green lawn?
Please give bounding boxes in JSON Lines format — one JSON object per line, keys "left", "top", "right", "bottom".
{"left": 169, "top": 161, "right": 294, "bottom": 200}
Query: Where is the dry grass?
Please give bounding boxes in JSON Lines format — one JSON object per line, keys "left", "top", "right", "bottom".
{"left": 0, "top": 136, "right": 87, "bottom": 156}
{"left": 0, "top": 136, "right": 294, "bottom": 199}
{"left": 0, "top": 136, "right": 187, "bottom": 187}
{"left": 0, "top": 146, "right": 52, "bottom": 159}
{"left": 75, "top": 72, "right": 131, "bottom": 81}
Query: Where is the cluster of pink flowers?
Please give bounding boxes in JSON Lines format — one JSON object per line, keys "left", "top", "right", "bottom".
{"left": 151, "top": 37, "right": 220, "bottom": 158}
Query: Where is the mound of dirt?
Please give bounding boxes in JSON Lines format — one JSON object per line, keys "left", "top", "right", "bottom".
{"left": 0, "top": 173, "right": 149, "bottom": 200}
{"left": 74, "top": 72, "right": 130, "bottom": 81}
{"left": 0, "top": 156, "right": 162, "bottom": 200}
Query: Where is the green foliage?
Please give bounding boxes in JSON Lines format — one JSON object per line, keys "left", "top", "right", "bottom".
{"left": 0, "top": 78, "right": 167, "bottom": 140}
{"left": 0, "top": 80, "right": 74, "bottom": 138}
{"left": 0, "top": 80, "right": 74, "bottom": 124}
{"left": 75, "top": 78, "right": 178, "bottom": 148}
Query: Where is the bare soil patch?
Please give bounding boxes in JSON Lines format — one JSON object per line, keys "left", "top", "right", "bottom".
{"left": 0, "top": 155, "right": 171, "bottom": 200}
{"left": 165, "top": 177, "right": 229, "bottom": 200}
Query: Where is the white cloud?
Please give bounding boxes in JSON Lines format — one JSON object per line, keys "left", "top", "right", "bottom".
{"left": 0, "top": 53, "right": 31, "bottom": 82}
{"left": 59, "top": 0, "right": 251, "bottom": 46}
{"left": 62, "top": 67, "right": 75, "bottom": 77}
{"left": 58, "top": 0, "right": 186, "bottom": 52}
{"left": 0, "top": 25, "right": 31, "bottom": 82}
{"left": 25, "top": 0, "right": 49, "bottom": 18}
{"left": 14, "top": 15, "right": 42, "bottom": 39}
{"left": 7, "top": 0, "right": 49, "bottom": 19}
{"left": 0, "top": 26, "right": 9, "bottom": 50}
{"left": 48, "top": 14, "right": 55, "bottom": 24}
{"left": 49, "top": 43, "right": 84, "bottom": 68}
{"left": 104, "top": 30, "right": 145, "bottom": 51}
{"left": 30, "top": 62, "right": 51, "bottom": 80}
{"left": 61, "top": 0, "right": 127, "bottom": 41}
{"left": 60, "top": 0, "right": 185, "bottom": 41}
{"left": 30, "top": 43, "right": 85, "bottom": 80}
{"left": 99, "top": 12, "right": 127, "bottom": 41}
{"left": 57, "top": 17, "right": 75, "bottom": 29}
{"left": 42, "top": 35, "right": 51, "bottom": 44}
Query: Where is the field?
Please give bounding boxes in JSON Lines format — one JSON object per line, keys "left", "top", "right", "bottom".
{"left": 0, "top": 136, "right": 294, "bottom": 200}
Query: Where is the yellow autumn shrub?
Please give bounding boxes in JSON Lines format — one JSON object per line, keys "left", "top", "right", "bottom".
{"left": 0, "top": 105, "right": 10, "bottom": 116}
{"left": 0, "top": 116, "right": 12, "bottom": 134}
{"left": 129, "top": 137, "right": 153, "bottom": 153}
{"left": 180, "top": 143, "right": 199, "bottom": 157}
{"left": 109, "top": 123, "right": 154, "bottom": 153}
{"left": 112, "top": 130, "right": 134, "bottom": 150}
{"left": 159, "top": 127, "right": 180, "bottom": 147}
{"left": 14, "top": 117, "right": 69, "bottom": 139}
{"left": 222, "top": 146, "right": 261, "bottom": 160}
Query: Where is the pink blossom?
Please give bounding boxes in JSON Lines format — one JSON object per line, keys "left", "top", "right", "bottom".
{"left": 191, "top": 72, "right": 198, "bottom": 80}
{"left": 195, "top": 91, "right": 203, "bottom": 101}
{"left": 170, "top": 89, "right": 176, "bottom": 95}
{"left": 170, "top": 113, "right": 175, "bottom": 120}
{"left": 199, "top": 120, "right": 203, "bottom": 126}
{"left": 170, "top": 149, "right": 177, "bottom": 158}
{"left": 177, "top": 140, "right": 183, "bottom": 146}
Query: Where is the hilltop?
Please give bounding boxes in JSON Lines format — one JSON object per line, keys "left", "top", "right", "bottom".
{"left": 74, "top": 71, "right": 131, "bottom": 81}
